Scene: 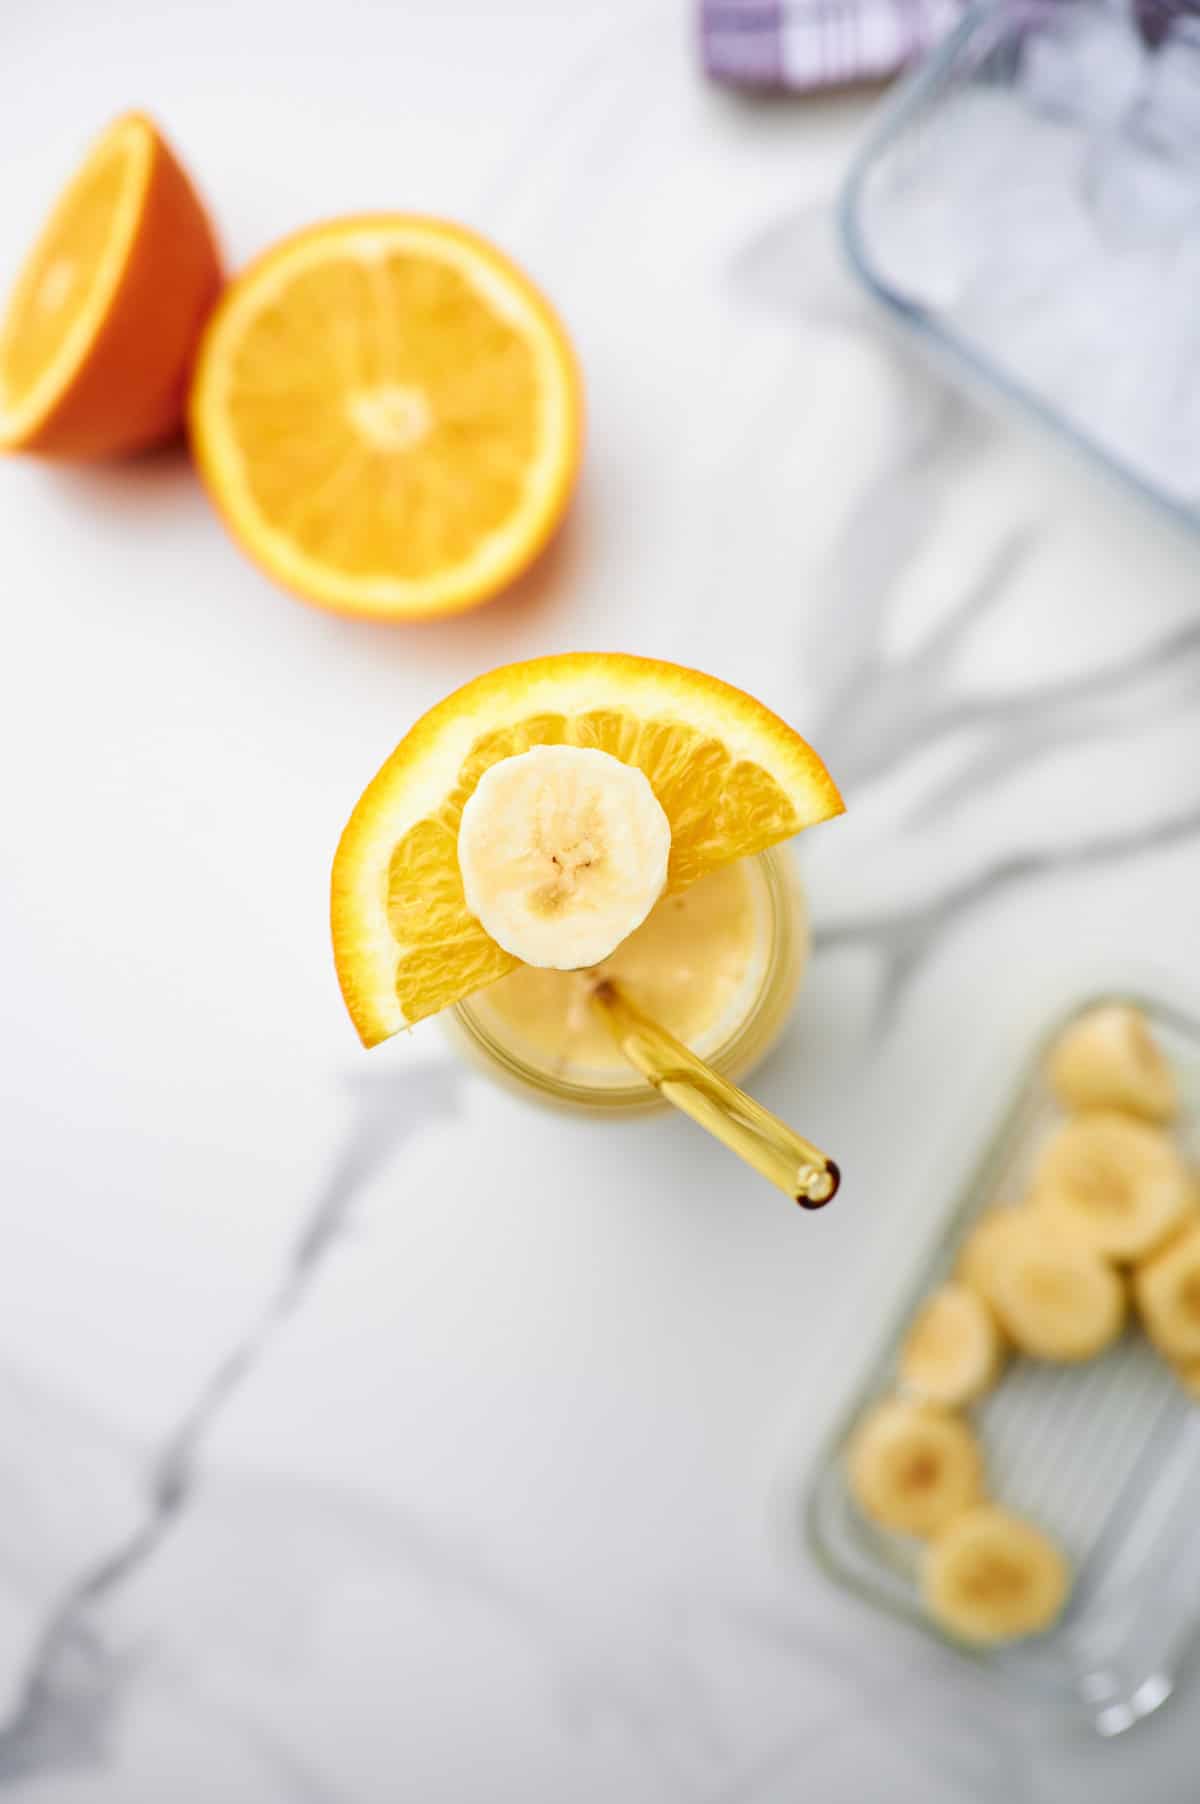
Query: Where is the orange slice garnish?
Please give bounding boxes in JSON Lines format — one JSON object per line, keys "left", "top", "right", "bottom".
{"left": 331, "top": 653, "right": 843, "bottom": 1044}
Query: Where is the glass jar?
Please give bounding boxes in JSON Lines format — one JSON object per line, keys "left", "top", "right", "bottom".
{"left": 442, "top": 847, "right": 808, "bottom": 1113}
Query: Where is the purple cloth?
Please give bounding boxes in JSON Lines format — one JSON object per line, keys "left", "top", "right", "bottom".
{"left": 700, "top": 0, "right": 960, "bottom": 89}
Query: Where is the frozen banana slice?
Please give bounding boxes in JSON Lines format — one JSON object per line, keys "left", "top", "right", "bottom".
{"left": 1048, "top": 1004, "right": 1177, "bottom": 1122}
{"left": 985, "top": 1217, "right": 1126, "bottom": 1361}
{"left": 923, "top": 1506, "right": 1070, "bottom": 1645}
{"left": 1134, "top": 1221, "right": 1200, "bottom": 1364}
{"left": 458, "top": 745, "right": 670, "bottom": 969}
{"left": 956, "top": 1208, "right": 1032, "bottom": 1311}
{"left": 846, "top": 1398, "right": 985, "bottom": 1539}
{"left": 1033, "top": 1111, "right": 1192, "bottom": 1262}
{"left": 899, "top": 1283, "right": 1004, "bottom": 1407}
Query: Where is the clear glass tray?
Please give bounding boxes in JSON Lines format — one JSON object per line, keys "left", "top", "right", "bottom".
{"left": 839, "top": 0, "right": 1200, "bottom": 533}
{"left": 806, "top": 993, "right": 1200, "bottom": 1736}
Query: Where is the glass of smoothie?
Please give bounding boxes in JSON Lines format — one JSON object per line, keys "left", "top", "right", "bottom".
{"left": 445, "top": 848, "right": 806, "bottom": 1111}
{"left": 331, "top": 654, "right": 843, "bottom": 1205}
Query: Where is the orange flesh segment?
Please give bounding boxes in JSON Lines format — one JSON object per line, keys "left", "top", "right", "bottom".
{"left": 0, "top": 127, "right": 142, "bottom": 429}
{"left": 385, "top": 707, "right": 802, "bottom": 1024}
{"left": 225, "top": 253, "right": 539, "bottom": 584}
{"left": 0, "top": 142, "right": 129, "bottom": 407}
{"left": 190, "top": 218, "right": 581, "bottom": 619}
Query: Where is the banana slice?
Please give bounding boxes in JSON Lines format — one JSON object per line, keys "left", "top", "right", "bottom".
{"left": 1033, "top": 1112, "right": 1192, "bottom": 1262}
{"left": 845, "top": 1398, "right": 985, "bottom": 1539}
{"left": 1048, "top": 1004, "right": 1177, "bottom": 1122}
{"left": 923, "top": 1506, "right": 1070, "bottom": 1644}
{"left": 899, "top": 1283, "right": 1003, "bottom": 1406}
{"left": 982, "top": 1213, "right": 1125, "bottom": 1360}
{"left": 956, "top": 1208, "right": 1030, "bottom": 1312}
{"left": 457, "top": 745, "right": 670, "bottom": 969}
{"left": 1133, "top": 1221, "right": 1200, "bottom": 1363}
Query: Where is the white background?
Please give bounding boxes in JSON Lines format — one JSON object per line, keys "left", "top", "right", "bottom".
{"left": 2, "top": 2, "right": 1200, "bottom": 1799}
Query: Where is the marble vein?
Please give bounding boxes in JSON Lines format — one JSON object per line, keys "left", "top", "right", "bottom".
{"left": 736, "top": 205, "right": 1200, "bottom": 1024}
{"left": 0, "top": 1066, "right": 460, "bottom": 1792}
{"left": 814, "top": 796, "right": 1200, "bottom": 1015}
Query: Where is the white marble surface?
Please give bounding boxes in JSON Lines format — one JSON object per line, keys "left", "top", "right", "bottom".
{"left": 3, "top": 1, "right": 1200, "bottom": 1798}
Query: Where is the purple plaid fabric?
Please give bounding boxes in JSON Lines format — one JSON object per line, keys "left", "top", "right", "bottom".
{"left": 700, "top": 0, "right": 961, "bottom": 88}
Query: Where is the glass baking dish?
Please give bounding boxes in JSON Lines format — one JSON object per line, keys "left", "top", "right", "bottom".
{"left": 806, "top": 993, "right": 1200, "bottom": 1736}
{"left": 839, "top": 0, "right": 1200, "bottom": 533}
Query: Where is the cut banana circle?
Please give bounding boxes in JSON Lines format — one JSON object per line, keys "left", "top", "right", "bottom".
{"left": 956, "top": 1208, "right": 1032, "bottom": 1313}
{"left": 1048, "top": 1004, "right": 1177, "bottom": 1122}
{"left": 457, "top": 745, "right": 670, "bottom": 969}
{"left": 846, "top": 1398, "right": 985, "bottom": 1539}
{"left": 1134, "top": 1221, "right": 1200, "bottom": 1363}
{"left": 899, "top": 1283, "right": 1003, "bottom": 1407}
{"left": 1033, "top": 1111, "right": 1192, "bottom": 1262}
{"left": 984, "top": 1217, "right": 1126, "bottom": 1361}
{"left": 922, "top": 1506, "right": 1070, "bottom": 1644}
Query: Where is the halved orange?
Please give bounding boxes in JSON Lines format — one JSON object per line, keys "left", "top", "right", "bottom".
{"left": 189, "top": 216, "right": 582, "bottom": 620}
{"left": 332, "top": 653, "right": 843, "bottom": 1045}
{"left": 0, "top": 113, "right": 221, "bottom": 458}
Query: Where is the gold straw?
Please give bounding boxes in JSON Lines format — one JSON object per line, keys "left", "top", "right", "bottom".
{"left": 589, "top": 979, "right": 839, "bottom": 1209}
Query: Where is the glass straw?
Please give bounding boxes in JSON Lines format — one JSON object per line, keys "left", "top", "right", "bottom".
{"left": 589, "top": 978, "right": 839, "bottom": 1209}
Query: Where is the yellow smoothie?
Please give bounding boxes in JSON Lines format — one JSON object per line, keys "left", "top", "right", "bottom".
{"left": 467, "top": 857, "right": 767, "bottom": 1074}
